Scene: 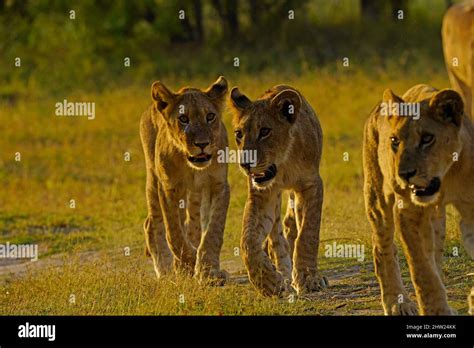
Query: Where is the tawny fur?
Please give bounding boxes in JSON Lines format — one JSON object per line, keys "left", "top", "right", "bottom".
{"left": 140, "top": 76, "right": 230, "bottom": 284}
{"left": 442, "top": 0, "right": 474, "bottom": 119}
{"left": 230, "top": 85, "right": 327, "bottom": 296}
{"left": 363, "top": 84, "right": 474, "bottom": 315}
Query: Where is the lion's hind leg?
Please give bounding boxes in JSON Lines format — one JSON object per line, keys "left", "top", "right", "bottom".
{"left": 185, "top": 190, "right": 202, "bottom": 249}
{"left": 283, "top": 192, "right": 298, "bottom": 259}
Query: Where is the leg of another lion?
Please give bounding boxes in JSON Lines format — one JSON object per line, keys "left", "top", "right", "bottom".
{"left": 291, "top": 177, "right": 327, "bottom": 294}
{"left": 394, "top": 203, "right": 452, "bottom": 315}
{"left": 185, "top": 191, "right": 202, "bottom": 248}
{"left": 267, "top": 193, "right": 292, "bottom": 282}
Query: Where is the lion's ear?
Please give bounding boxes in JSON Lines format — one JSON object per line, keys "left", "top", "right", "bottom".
{"left": 230, "top": 87, "right": 252, "bottom": 110}
{"left": 206, "top": 76, "right": 228, "bottom": 100}
{"left": 382, "top": 88, "right": 404, "bottom": 117}
{"left": 429, "top": 89, "right": 464, "bottom": 127}
{"left": 151, "top": 81, "right": 176, "bottom": 112}
{"left": 270, "top": 89, "right": 301, "bottom": 124}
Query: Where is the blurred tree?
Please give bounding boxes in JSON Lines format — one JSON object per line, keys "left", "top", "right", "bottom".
{"left": 361, "top": 0, "right": 384, "bottom": 20}
{"left": 170, "top": 0, "right": 204, "bottom": 43}
{"left": 361, "top": 0, "right": 409, "bottom": 20}
{"left": 248, "top": 0, "right": 259, "bottom": 23}
{"left": 0, "top": 0, "right": 446, "bottom": 97}
{"left": 1, "top": 0, "right": 30, "bottom": 19}
{"left": 194, "top": 0, "right": 204, "bottom": 42}
{"left": 243, "top": 0, "right": 309, "bottom": 43}
{"left": 211, "top": 0, "right": 239, "bottom": 39}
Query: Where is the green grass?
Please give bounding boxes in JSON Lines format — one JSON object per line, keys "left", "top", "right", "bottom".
{"left": 0, "top": 62, "right": 472, "bottom": 315}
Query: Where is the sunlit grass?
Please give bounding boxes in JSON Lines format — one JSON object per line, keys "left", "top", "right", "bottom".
{"left": 0, "top": 64, "right": 471, "bottom": 315}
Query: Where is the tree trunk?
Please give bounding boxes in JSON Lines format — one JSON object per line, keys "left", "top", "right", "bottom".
{"left": 212, "top": 0, "right": 239, "bottom": 39}
{"left": 225, "top": 0, "right": 239, "bottom": 39}
{"left": 361, "top": 0, "right": 384, "bottom": 20}
{"left": 194, "top": 0, "right": 204, "bottom": 42}
{"left": 249, "top": 0, "right": 259, "bottom": 24}
{"left": 172, "top": 0, "right": 195, "bottom": 43}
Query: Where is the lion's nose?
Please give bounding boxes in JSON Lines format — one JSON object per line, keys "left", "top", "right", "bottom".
{"left": 193, "top": 141, "right": 210, "bottom": 150}
{"left": 399, "top": 169, "right": 417, "bottom": 182}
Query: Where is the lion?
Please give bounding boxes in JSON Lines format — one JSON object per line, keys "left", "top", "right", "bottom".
{"left": 442, "top": 1, "right": 474, "bottom": 119}
{"left": 363, "top": 83, "right": 474, "bottom": 315}
{"left": 229, "top": 85, "right": 327, "bottom": 296}
{"left": 140, "top": 76, "right": 230, "bottom": 284}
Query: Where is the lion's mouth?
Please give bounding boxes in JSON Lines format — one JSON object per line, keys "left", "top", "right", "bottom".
{"left": 409, "top": 177, "right": 441, "bottom": 197}
{"left": 188, "top": 153, "right": 212, "bottom": 163}
{"left": 251, "top": 164, "right": 277, "bottom": 183}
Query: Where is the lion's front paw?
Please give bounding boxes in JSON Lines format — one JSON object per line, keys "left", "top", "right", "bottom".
{"left": 249, "top": 268, "right": 289, "bottom": 297}
{"left": 386, "top": 301, "right": 419, "bottom": 316}
{"left": 293, "top": 273, "right": 329, "bottom": 294}
{"left": 280, "top": 278, "right": 297, "bottom": 297}
{"left": 195, "top": 268, "right": 229, "bottom": 286}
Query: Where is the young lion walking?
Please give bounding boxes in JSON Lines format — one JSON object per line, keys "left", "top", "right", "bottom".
{"left": 229, "top": 85, "right": 327, "bottom": 296}
{"left": 363, "top": 84, "right": 474, "bottom": 315}
{"left": 140, "top": 76, "right": 230, "bottom": 284}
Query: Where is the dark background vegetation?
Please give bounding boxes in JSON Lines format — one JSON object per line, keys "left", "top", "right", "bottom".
{"left": 0, "top": 0, "right": 456, "bottom": 98}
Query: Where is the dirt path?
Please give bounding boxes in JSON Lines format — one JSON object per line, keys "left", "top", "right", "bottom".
{"left": 0, "top": 247, "right": 385, "bottom": 315}
{"left": 0, "top": 250, "right": 101, "bottom": 282}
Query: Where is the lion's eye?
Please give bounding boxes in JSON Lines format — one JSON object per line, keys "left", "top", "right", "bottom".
{"left": 259, "top": 127, "right": 271, "bottom": 139}
{"left": 206, "top": 113, "right": 216, "bottom": 123}
{"left": 390, "top": 137, "right": 400, "bottom": 151}
{"left": 178, "top": 115, "right": 189, "bottom": 124}
{"left": 420, "top": 133, "right": 434, "bottom": 145}
{"left": 235, "top": 130, "right": 243, "bottom": 140}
